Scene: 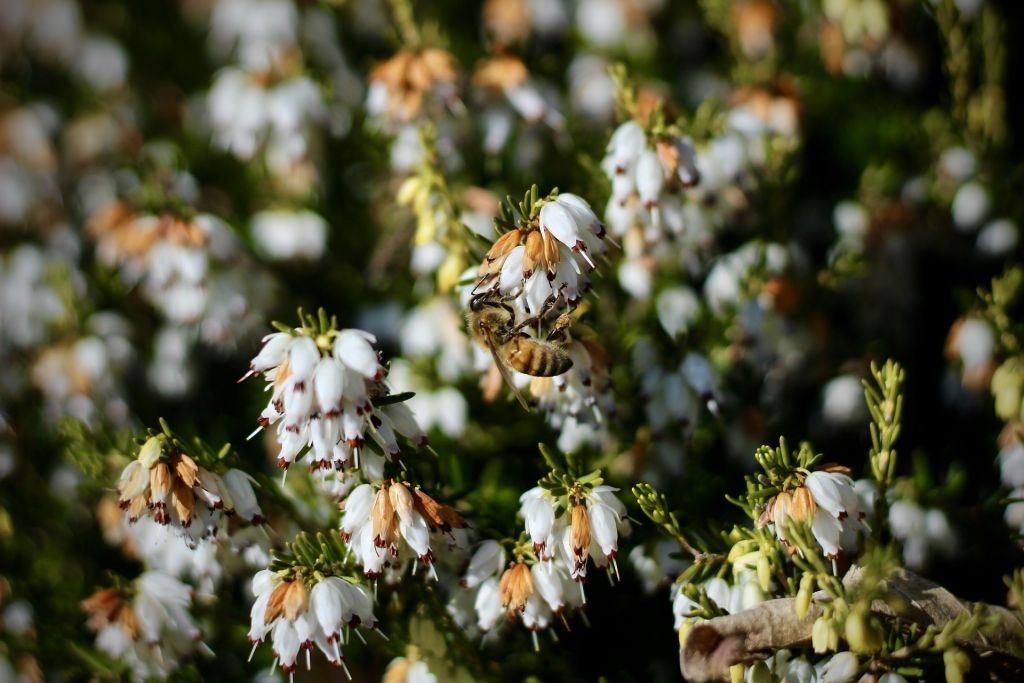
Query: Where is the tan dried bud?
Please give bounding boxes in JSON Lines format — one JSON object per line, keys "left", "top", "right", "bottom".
{"left": 411, "top": 488, "right": 468, "bottom": 532}
{"left": 114, "top": 604, "right": 138, "bottom": 641}
{"left": 272, "top": 356, "right": 292, "bottom": 393}
{"left": 542, "top": 230, "right": 560, "bottom": 277}
{"left": 149, "top": 463, "right": 172, "bottom": 505}
{"left": 87, "top": 200, "right": 132, "bottom": 238}
{"left": 477, "top": 229, "right": 523, "bottom": 286}
{"left": 372, "top": 486, "right": 397, "bottom": 548}
{"left": 732, "top": 0, "right": 778, "bottom": 59}
{"left": 420, "top": 48, "right": 456, "bottom": 84}
{"left": 485, "top": 229, "right": 523, "bottom": 263}
{"left": 523, "top": 229, "right": 544, "bottom": 279}
{"left": 763, "top": 276, "right": 800, "bottom": 315}
{"left": 483, "top": 0, "right": 530, "bottom": 44}
{"left": 473, "top": 56, "right": 528, "bottom": 90}
{"left": 127, "top": 494, "right": 148, "bottom": 522}
{"left": 282, "top": 579, "right": 309, "bottom": 622}
{"left": 81, "top": 587, "right": 122, "bottom": 629}
{"left": 173, "top": 453, "right": 200, "bottom": 488}
{"left": 570, "top": 503, "right": 591, "bottom": 567}
{"left": 171, "top": 479, "right": 195, "bottom": 527}
{"left": 389, "top": 482, "right": 416, "bottom": 520}
{"left": 656, "top": 140, "right": 680, "bottom": 175}
{"left": 405, "top": 54, "right": 433, "bottom": 94}
{"left": 382, "top": 658, "right": 412, "bottom": 683}
{"left": 264, "top": 581, "right": 289, "bottom": 624}
{"left": 371, "top": 51, "right": 411, "bottom": 88}
{"left": 789, "top": 485, "right": 817, "bottom": 523}
{"left": 499, "top": 562, "right": 533, "bottom": 612}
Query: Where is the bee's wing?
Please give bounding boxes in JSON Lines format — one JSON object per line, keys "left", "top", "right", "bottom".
{"left": 485, "top": 333, "right": 531, "bottom": 412}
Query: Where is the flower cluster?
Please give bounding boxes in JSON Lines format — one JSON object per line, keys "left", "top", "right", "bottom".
{"left": 116, "top": 435, "right": 263, "bottom": 545}
{"left": 471, "top": 55, "right": 564, "bottom": 157}
{"left": 602, "top": 120, "right": 700, "bottom": 243}
{"left": 81, "top": 572, "right": 204, "bottom": 680}
{"left": 248, "top": 571, "right": 376, "bottom": 675}
{"left": 366, "top": 49, "right": 459, "bottom": 129}
{"left": 757, "top": 465, "right": 868, "bottom": 560}
{"left": 473, "top": 190, "right": 607, "bottom": 314}
{"left": 520, "top": 480, "right": 630, "bottom": 579}
{"left": 244, "top": 317, "right": 426, "bottom": 473}
{"left": 340, "top": 481, "right": 467, "bottom": 578}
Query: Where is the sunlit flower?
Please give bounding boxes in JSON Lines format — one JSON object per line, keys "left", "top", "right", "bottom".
{"left": 248, "top": 570, "right": 376, "bottom": 675}
{"left": 245, "top": 325, "right": 426, "bottom": 472}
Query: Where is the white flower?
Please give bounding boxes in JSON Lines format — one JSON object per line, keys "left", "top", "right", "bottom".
{"left": 250, "top": 209, "right": 328, "bottom": 261}
{"left": 585, "top": 485, "right": 629, "bottom": 561}
{"left": 977, "top": 218, "right": 1019, "bottom": 257}
{"left": 1000, "top": 443, "right": 1024, "bottom": 489}
{"left": 819, "top": 651, "right": 859, "bottom": 683}
{"left": 951, "top": 181, "right": 990, "bottom": 232}
{"left": 208, "top": 0, "right": 298, "bottom": 71}
{"left": 656, "top": 286, "right": 701, "bottom": 338}
{"left": 208, "top": 68, "right": 324, "bottom": 164}
{"left": 604, "top": 121, "right": 646, "bottom": 176}
{"left": 474, "top": 577, "right": 503, "bottom": 631}
{"left": 383, "top": 656, "right": 438, "bottom": 683}
{"left": 822, "top": 374, "right": 868, "bottom": 426}
{"left": 463, "top": 541, "right": 506, "bottom": 589}
{"left": 520, "top": 487, "right": 558, "bottom": 556}
{"left": 83, "top": 572, "right": 204, "bottom": 680}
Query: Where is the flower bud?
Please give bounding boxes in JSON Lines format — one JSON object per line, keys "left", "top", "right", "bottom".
{"left": 795, "top": 573, "right": 814, "bottom": 620}
{"left": 741, "top": 580, "right": 767, "bottom": 610}
{"left": 138, "top": 436, "right": 163, "bottom": 469}
{"left": 813, "top": 616, "right": 837, "bottom": 653}
{"left": 748, "top": 661, "right": 772, "bottom": 683}
{"left": 845, "top": 606, "right": 882, "bottom": 654}
{"left": 943, "top": 648, "right": 970, "bottom": 683}
{"left": 678, "top": 619, "right": 694, "bottom": 648}
{"left": 757, "top": 553, "right": 772, "bottom": 592}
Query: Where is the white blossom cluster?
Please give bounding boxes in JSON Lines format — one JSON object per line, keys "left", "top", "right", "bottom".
{"left": 339, "top": 482, "right": 468, "bottom": 579}
{"left": 519, "top": 485, "right": 630, "bottom": 578}
{"left": 115, "top": 436, "right": 264, "bottom": 547}
{"left": 475, "top": 193, "right": 608, "bottom": 315}
{"left": 457, "top": 541, "right": 584, "bottom": 634}
{"left": 472, "top": 56, "right": 565, "bottom": 159}
{"left": 246, "top": 327, "right": 426, "bottom": 473}
{"left": 248, "top": 570, "right": 376, "bottom": 674}
{"left": 758, "top": 469, "right": 869, "bottom": 560}
{"left": 82, "top": 572, "right": 206, "bottom": 681}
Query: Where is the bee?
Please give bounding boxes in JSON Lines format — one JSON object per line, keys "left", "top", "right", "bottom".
{"left": 468, "top": 293, "right": 574, "bottom": 410}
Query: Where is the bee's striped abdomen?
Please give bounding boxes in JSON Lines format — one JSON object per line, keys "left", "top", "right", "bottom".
{"left": 506, "top": 338, "right": 573, "bottom": 377}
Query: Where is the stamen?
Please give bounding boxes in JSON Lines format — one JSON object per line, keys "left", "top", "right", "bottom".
{"left": 247, "top": 425, "right": 265, "bottom": 441}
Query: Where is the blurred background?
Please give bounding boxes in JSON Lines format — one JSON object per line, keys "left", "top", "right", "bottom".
{"left": 1, "top": 0, "right": 1023, "bottom": 680}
